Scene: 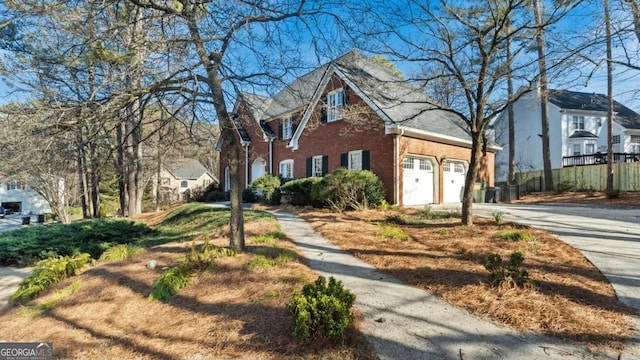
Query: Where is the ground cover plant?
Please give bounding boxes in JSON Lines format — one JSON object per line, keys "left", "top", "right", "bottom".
{"left": 0, "top": 204, "right": 375, "bottom": 359}
{"left": 297, "top": 207, "right": 637, "bottom": 350}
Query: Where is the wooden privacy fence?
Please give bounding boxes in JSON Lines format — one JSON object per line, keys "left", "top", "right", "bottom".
{"left": 515, "top": 162, "right": 640, "bottom": 193}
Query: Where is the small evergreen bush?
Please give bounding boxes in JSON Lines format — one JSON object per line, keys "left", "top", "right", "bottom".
{"left": 99, "top": 244, "right": 144, "bottom": 262}
{"left": 492, "top": 211, "right": 504, "bottom": 225}
{"left": 378, "top": 225, "right": 409, "bottom": 241}
{"left": 286, "top": 276, "right": 356, "bottom": 342}
{"left": 205, "top": 190, "right": 230, "bottom": 202}
{"left": 250, "top": 174, "right": 282, "bottom": 205}
{"left": 148, "top": 264, "right": 193, "bottom": 302}
{"left": 496, "top": 229, "right": 533, "bottom": 242}
{"left": 281, "top": 177, "right": 324, "bottom": 207}
{"left": 554, "top": 180, "right": 574, "bottom": 194}
{"left": 242, "top": 188, "right": 257, "bottom": 202}
{"left": 11, "top": 253, "right": 93, "bottom": 303}
{"left": 484, "top": 251, "right": 531, "bottom": 287}
{"left": 314, "top": 168, "right": 385, "bottom": 212}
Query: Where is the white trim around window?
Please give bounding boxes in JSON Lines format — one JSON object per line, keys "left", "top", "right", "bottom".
{"left": 327, "top": 89, "right": 344, "bottom": 122}
{"left": 348, "top": 150, "right": 362, "bottom": 171}
{"left": 279, "top": 159, "right": 294, "bottom": 179}
{"left": 282, "top": 117, "right": 293, "bottom": 139}
{"left": 312, "top": 155, "right": 323, "bottom": 177}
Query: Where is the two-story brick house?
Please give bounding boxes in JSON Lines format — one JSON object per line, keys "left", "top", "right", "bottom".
{"left": 493, "top": 88, "right": 640, "bottom": 181}
{"left": 219, "top": 50, "right": 498, "bottom": 205}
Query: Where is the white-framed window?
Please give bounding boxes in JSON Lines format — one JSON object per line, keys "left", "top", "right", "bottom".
{"left": 279, "top": 159, "right": 294, "bottom": 179}
{"left": 631, "top": 135, "right": 640, "bottom": 153}
{"left": 613, "top": 135, "right": 621, "bottom": 144}
{"left": 181, "top": 180, "right": 188, "bottom": 188}
{"left": 596, "top": 117, "right": 603, "bottom": 127}
{"left": 348, "top": 150, "right": 362, "bottom": 170}
{"left": 312, "top": 156, "right": 323, "bottom": 177}
{"left": 6, "top": 180, "right": 24, "bottom": 191}
{"left": 585, "top": 143, "right": 595, "bottom": 155}
{"left": 282, "top": 117, "right": 293, "bottom": 139}
{"left": 573, "top": 144, "right": 581, "bottom": 156}
{"left": 327, "top": 89, "right": 344, "bottom": 122}
{"left": 572, "top": 115, "right": 585, "bottom": 130}
{"left": 161, "top": 177, "right": 171, "bottom": 185}
{"left": 631, "top": 135, "right": 640, "bottom": 144}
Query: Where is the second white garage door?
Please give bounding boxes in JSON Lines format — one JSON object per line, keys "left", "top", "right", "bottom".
{"left": 443, "top": 160, "right": 466, "bottom": 203}
{"left": 402, "top": 157, "right": 434, "bottom": 205}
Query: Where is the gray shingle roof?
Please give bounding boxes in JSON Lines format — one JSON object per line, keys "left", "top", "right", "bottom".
{"left": 244, "top": 50, "right": 471, "bottom": 142}
{"left": 549, "top": 89, "right": 640, "bottom": 130}
{"left": 166, "top": 159, "right": 210, "bottom": 179}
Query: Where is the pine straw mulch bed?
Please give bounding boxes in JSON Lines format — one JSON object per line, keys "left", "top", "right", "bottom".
{"left": 0, "top": 219, "right": 376, "bottom": 360}
{"left": 296, "top": 207, "right": 638, "bottom": 351}
{"left": 514, "top": 190, "right": 640, "bottom": 207}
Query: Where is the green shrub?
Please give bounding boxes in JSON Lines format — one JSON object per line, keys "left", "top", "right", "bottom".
{"left": 314, "top": 168, "right": 385, "bottom": 212}
{"left": 247, "top": 247, "right": 295, "bottom": 270}
{"left": 281, "top": 177, "right": 324, "bottom": 207}
{"left": 496, "top": 230, "right": 533, "bottom": 242}
{"left": 148, "top": 264, "right": 193, "bottom": 302}
{"left": 205, "top": 190, "right": 229, "bottom": 202}
{"left": 286, "top": 276, "right": 356, "bottom": 342}
{"left": 99, "top": 244, "right": 144, "bottom": 262}
{"left": 555, "top": 180, "right": 574, "bottom": 194}
{"left": 243, "top": 188, "right": 257, "bottom": 203}
{"left": 378, "top": 225, "right": 409, "bottom": 241}
{"left": 20, "top": 279, "right": 82, "bottom": 316}
{"left": 492, "top": 211, "right": 505, "bottom": 225}
{"left": 250, "top": 174, "right": 282, "bottom": 205}
{"left": 248, "top": 231, "right": 286, "bottom": 244}
{"left": 11, "top": 253, "right": 93, "bottom": 303}
{"left": 484, "top": 251, "right": 531, "bottom": 287}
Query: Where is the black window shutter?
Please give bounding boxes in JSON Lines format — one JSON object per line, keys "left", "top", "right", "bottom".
{"left": 321, "top": 108, "right": 327, "bottom": 123}
{"left": 278, "top": 122, "right": 283, "bottom": 139}
{"left": 344, "top": 86, "right": 350, "bottom": 105}
{"left": 306, "top": 157, "right": 312, "bottom": 177}
{"left": 293, "top": 122, "right": 298, "bottom": 134}
{"left": 362, "top": 150, "right": 370, "bottom": 170}
{"left": 322, "top": 155, "right": 329, "bottom": 175}
{"left": 340, "top": 153, "right": 348, "bottom": 168}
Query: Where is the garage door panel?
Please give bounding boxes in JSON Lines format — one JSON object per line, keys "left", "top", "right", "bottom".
{"left": 443, "top": 161, "right": 465, "bottom": 203}
{"left": 403, "top": 157, "right": 434, "bottom": 206}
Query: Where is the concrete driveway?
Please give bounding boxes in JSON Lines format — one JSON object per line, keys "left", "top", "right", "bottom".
{"left": 474, "top": 203, "right": 640, "bottom": 313}
{"left": 0, "top": 215, "right": 35, "bottom": 306}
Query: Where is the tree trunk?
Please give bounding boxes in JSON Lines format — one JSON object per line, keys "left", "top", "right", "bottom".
{"left": 534, "top": 0, "right": 554, "bottom": 191}
{"left": 507, "top": 18, "right": 515, "bottom": 187}
{"left": 461, "top": 129, "right": 484, "bottom": 226}
{"left": 116, "top": 121, "right": 127, "bottom": 216}
{"left": 605, "top": 0, "right": 615, "bottom": 196}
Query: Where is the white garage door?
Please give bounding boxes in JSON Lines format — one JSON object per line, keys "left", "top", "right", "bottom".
{"left": 443, "top": 160, "right": 466, "bottom": 203}
{"left": 402, "top": 157, "right": 434, "bottom": 205}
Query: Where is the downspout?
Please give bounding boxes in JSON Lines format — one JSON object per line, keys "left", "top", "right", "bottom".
{"left": 245, "top": 144, "right": 249, "bottom": 188}
{"left": 395, "top": 129, "right": 404, "bottom": 205}
{"left": 269, "top": 139, "right": 273, "bottom": 174}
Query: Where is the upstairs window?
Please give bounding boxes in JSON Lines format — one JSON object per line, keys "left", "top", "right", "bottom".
{"left": 327, "top": 89, "right": 344, "bottom": 122}
{"left": 181, "top": 180, "right": 188, "bottom": 188}
{"left": 282, "top": 117, "right": 293, "bottom": 139}
{"left": 613, "top": 135, "right": 621, "bottom": 144}
{"left": 585, "top": 143, "right": 595, "bottom": 155}
{"left": 7, "top": 180, "right": 24, "bottom": 191}
{"left": 573, "top": 144, "right": 581, "bottom": 156}
{"left": 572, "top": 115, "right": 585, "bottom": 130}
{"left": 631, "top": 135, "right": 640, "bottom": 144}
{"left": 161, "top": 177, "right": 171, "bottom": 185}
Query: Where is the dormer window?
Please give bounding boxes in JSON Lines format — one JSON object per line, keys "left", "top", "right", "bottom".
{"left": 282, "top": 117, "right": 293, "bottom": 139}
{"left": 327, "top": 89, "right": 344, "bottom": 122}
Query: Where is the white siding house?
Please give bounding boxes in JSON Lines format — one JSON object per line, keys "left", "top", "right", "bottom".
{"left": 493, "top": 89, "right": 640, "bottom": 181}
{"left": 0, "top": 179, "right": 51, "bottom": 215}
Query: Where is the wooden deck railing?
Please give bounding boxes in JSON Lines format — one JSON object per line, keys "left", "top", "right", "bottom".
{"left": 562, "top": 153, "right": 640, "bottom": 167}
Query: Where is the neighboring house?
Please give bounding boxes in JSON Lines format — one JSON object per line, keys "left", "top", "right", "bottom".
{"left": 0, "top": 178, "right": 51, "bottom": 215}
{"left": 159, "top": 159, "right": 217, "bottom": 201}
{"left": 493, "top": 88, "right": 640, "bottom": 181}
{"left": 218, "top": 50, "right": 498, "bottom": 206}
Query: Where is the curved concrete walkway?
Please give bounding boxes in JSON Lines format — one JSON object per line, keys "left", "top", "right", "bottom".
{"left": 273, "top": 210, "right": 640, "bottom": 359}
